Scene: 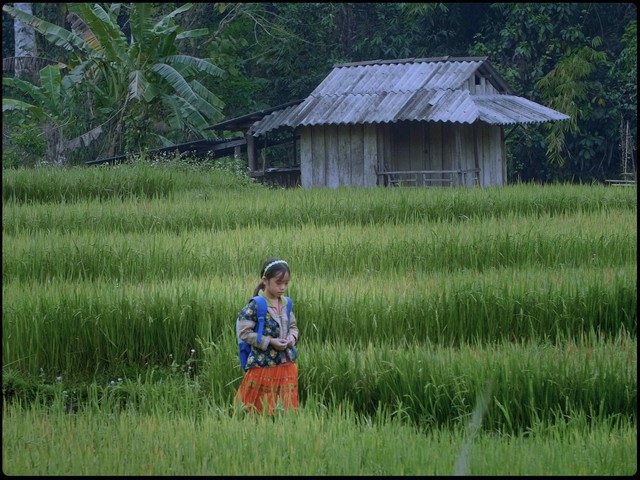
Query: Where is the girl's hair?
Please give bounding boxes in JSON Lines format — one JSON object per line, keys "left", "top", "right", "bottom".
{"left": 253, "top": 257, "right": 290, "bottom": 296}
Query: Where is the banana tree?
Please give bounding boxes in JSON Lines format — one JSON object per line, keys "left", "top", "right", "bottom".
{"left": 2, "top": 2, "right": 225, "bottom": 162}
{"left": 2, "top": 64, "right": 102, "bottom": 165}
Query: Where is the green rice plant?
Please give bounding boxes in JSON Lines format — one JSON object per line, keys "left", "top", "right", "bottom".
{"left": 294, "top": 268, "right": 636, "bottom": 345}
{"left": 208, "top": 327, "right": 635, "bottom": 432}
{"left": 2, "top": 380, "right": 637, "bottom": 475}
{"left": 5, "top": 303, "right": 635, "bottom": 433}
{"left": 2, "top": 278, "right": 225, "bottom": 375}
{"left": 3, "top": 264, "right": 635, "bottom": 375}
{"left": 3, "top": 190, "right": 270, "bottom": 235}
{"left": 2, "top": 166, "right": 636, "bottom": 452}
{"left": 2, "top": 159, "right": 259, "bottom": 204}
{"left": 3, "top": 173, "right": 637, "bottom": 231}
{"left": 3, "top": 209, "right": 635, "bottom": 282}
{"left": 295, "top": 335, "right": 636, "bottom": 431}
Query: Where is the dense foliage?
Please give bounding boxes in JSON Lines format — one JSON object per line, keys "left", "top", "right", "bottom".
{"left": 2, "top": 3, "right": 225, "bottom": 166}
{"left": 2, "top": 3, "right": 637, "bottom": 182}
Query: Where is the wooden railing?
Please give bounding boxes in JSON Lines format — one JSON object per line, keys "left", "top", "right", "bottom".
{"left": 378, "top": 169, "right": 480, "bottom": 187}
{"left": 250, "top": 166, "right": 300, "bottom": 187}
{"left": 604, "top": 179, "right": 636, "bottom": 186}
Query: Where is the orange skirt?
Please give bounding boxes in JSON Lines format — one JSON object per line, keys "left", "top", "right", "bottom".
{"left": 235, "top": 362, "right": 299, "bottom": 415}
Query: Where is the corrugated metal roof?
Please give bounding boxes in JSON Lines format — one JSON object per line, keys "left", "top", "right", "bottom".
{"left": 474, "top": 95, "right": 570, "bottom": 125}
{"left": 311, "top": 59, "right": 482, "bottom": 95}
{"left": 248, "top": 103, "right": 301, "bottom": 136}
{"left": 207, "top": 99, "right": 304, "bottom": 133}
{"left": 248, "top": 57, "right": 569, "bottom": 135}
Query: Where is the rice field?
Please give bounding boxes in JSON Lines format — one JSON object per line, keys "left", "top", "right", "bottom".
{"left": 2, "top": 162, "right": 637, "bottom": 475}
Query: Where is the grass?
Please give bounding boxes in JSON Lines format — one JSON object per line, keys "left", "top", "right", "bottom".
{"left": 2, "top": 162, "right": 636, "bottom": 475}
{"left": 2, "top": 396, "right": 636, "bottom": 476}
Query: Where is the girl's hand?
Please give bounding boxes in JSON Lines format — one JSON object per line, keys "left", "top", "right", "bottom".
{"left": 269, "top": 337, "right": 288, "bottom": 351}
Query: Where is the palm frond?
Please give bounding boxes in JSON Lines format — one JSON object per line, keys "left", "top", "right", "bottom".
{"left": 128, "top": 70, "right": 149, "bottom": 102}
{"left": 169, "top": 95, "right": 210, "bottom": 133}
{"left": 129, "top": 3, "right": 154, "bottom": 46}
{"left": 39, "top": 66, "right": 62, "bottom": 104}
{"left": 2, "top": 56, "right": 66, "bottom": 74}
{"left": 151, "top": 63, "right": 199, "bottom": 104}
{"left": 67, "top": 3, "right": 128, "bottom": 62}
{"left": 2, "top": 98, "right": 48, "bottom": 121}
{"left": 66, "top": 13, "right": 101, "bottom": 52}
{"left": 191, "top": 80, "right": 225, "bottom": 112}
{"left": 142, "top": 82, "right": 160, "bottom": 103}
{"left": 190, "top": 90, "right": 223, "bottom": 121}
{"left": 153, "top": 3, "right": 193, "bottom": 30}
{"left": 148, "top": 132, "right": 177, "bottom": 148}
{"left": 176, "top": 29, "right": 209, "bottom": 40}
{"left": 106, "top": 4, "right": 122, "bottom": 16}
{"left": 163, "top": 55, "right": 224, "bottom": 77}
{"left": 62, "top": 60, "right": 96, "bottom": 88}
{"left": 160, "top": 96, "right": 185, "bottom": 131}
{"left": 3, "top": 76, "right": 49, "bottom": 107}
{"left": 2, "top": 4, "right": 92, "bottom": 54}
{"left": 66, "top": 124, "right": 104, "bottom": 151}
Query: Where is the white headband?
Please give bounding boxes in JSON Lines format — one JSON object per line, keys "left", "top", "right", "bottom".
{"left": 263, "top": 259, "right": 288, "bottom": 276}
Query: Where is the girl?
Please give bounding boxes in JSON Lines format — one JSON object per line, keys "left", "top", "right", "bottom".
{"left": 235, "top": 257, "right": 299, "bottom": 414}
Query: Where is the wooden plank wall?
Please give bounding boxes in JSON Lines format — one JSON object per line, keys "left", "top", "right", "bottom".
{"left": 300, "top": 120, "right": 505, "bottom": 188}
{"left": 392, "top": 123, "right": 412, "bottom": 171}
{"left": 337, "top": 126, "right": 351, "bottom": 185}
{"left": 410, "top": 122, "right": 425, "bottom": 185}
{"left": 440, "top": 123, "right": 455, "bottom": 173}
{"left": 351, "top": 125, "right": 365, "bottom": 185}
{"left": 465, "top": 74, "right": 500, "bottom": 95}
{"left": 479, "top": 123, "right": 492, "bottom": 186}
{"left": 459, "top": 124, "right": 476, "bottom": 186}
{"left": 301, "top": 124, "right": 378, "bottom": 188}
{"left": 475, "top": 122, "right": 505, "bottom": 186}
{"left": 300, "top": 127, "right": 312, "bottom": 188}
{"left": 363, "top": 124, "right": 378, "bottom": 186}
{"left": 430, "top": 123, "right": 443, "bottom": 181}
{"left": 325, "top": 125, "right": 339, "bottom": 188}
{"left": 380, "top": 121, "right": 504, "bottom": 187}
{"left": 311, "top": 127, "right": 326, "bottom": 187}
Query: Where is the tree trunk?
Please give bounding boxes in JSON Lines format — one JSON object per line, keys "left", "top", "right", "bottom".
{"left": 43, "top": 123, "right": 66, "bottom": 166}
{"left": 13, "top": 3, "right": 37, "bottom": 81}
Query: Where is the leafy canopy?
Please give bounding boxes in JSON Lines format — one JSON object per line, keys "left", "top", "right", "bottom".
{"left": 2, "top": 3, "right": 226, "bottom": 163}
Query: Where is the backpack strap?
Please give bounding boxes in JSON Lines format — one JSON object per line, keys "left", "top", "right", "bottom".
{"left": 284, "top": 296, "right": 293, "bottom": 326}
{"left": 252, "top": 295, "right": 268, "bottom": 344}
{"left": 253, "top": 295, "right": 294, "bottom": 342}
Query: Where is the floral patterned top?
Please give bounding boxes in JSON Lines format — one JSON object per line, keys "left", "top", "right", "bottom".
{"left": 236, "top": 295, "right": 298, "bottom": 369}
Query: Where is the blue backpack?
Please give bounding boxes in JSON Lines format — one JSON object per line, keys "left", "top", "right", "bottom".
{"left": 237, "top": 295, "right": 293, "bottom": 372}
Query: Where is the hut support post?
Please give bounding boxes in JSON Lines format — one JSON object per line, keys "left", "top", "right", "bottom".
{"left": 246, "top": 135, "right": 257, "bottom": 172}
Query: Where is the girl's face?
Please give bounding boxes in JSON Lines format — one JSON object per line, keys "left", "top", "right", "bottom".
{"left": 263, "top": 271, "right": 290, "bottom": 299}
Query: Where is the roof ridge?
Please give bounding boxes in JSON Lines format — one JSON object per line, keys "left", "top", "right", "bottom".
{"left": 334, "top": 56, "right": 488, "bottom": 68}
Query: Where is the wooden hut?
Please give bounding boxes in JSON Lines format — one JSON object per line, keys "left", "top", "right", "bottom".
{"left": 246, "top": 56, "right": 570, "bottom": 188}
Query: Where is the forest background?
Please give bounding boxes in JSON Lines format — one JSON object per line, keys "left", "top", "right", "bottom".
{"left": 2, "top": 2, "right": 637, "bottom": 183}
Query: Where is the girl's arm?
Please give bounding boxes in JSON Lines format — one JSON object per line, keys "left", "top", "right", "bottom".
{"left": 286, "top": 311, "right": 298, "bottom": 347}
